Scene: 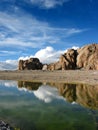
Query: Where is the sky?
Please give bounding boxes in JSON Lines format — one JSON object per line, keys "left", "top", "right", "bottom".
{"left": 0, "top": 0, "right": 98, "bottom": 69}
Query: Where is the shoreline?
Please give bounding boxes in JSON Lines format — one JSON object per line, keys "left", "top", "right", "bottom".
{"left": 0, "top": 70, "right": 98, "bottom": 85}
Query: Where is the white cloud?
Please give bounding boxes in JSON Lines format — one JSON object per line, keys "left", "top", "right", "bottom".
{"left": 0, "top": 10, "right": 83, "bottom": 50}
{"left": 67, "top": 28, "right": 84, "bottom": 35}
{"left": 30, "top": 0, "right": 70, "bottom": 9}
{"left": 0, "top": 50, "right": 17, "bottom": 56}
{"left": 0, "top": 60, "right": 18, "bottom": 70}
{"left": 34, "top": 46, "right": 65, "bottom": 63}
{"left": 19, "top": 46, "right": 67, "bottom": 63}
{"left": 0, "top": 45, "right": 79, "bottom": 70}
{"left": 19, "top": 45, "right": 79, "bottom": 64}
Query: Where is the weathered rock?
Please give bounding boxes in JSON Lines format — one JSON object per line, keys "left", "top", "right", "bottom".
{"left": 48, "top": 43, "right": 98, "bottom": 70}
{"left": 18, "top": 43, "right": 98, "bottom": 70}
{"left": 47, "top": 49, "right": 77, "bottom": 70}
{"left": 0, "top": 120, "right": 14, "bottom": 130}
{"left": 18, "top": 58, "right": 43, "bottom": 70}
{"left": 77, "top": 43, "right": 98, "bottom": 70}
{"left": 42, "top": 64, "right": 48, "bottom": 71}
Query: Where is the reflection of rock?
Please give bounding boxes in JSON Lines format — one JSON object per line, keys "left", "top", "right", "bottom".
{"left": 18, "top": 81, "right": 42, "bottom": 91}
{"left": 18, "top": 81, "right": 63, "bottom": 103}
{"left": 48, "top": 82, "right": 98, "bottom": 109}
{"left": 18, "top": 81, "right": 98, "bottom": 109}
{"left": 58, "top": 84, "right": 76, "bottom": 103}
{"left": 48, "top": 83, "right": 77, "bottom": 102}
{"left": 76, "top": 84, "right": 98, "bottom": 109}
{"left": 18, "top": 58, "right": 43, "bottom": 70}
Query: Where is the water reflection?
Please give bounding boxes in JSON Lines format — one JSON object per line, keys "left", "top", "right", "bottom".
{"left": 18, "top": 81, "right": 98, "bottom": 109}
{"left": 18, "top": 81, "right": 42, "bottom": 91}
{"left": 18, "top": 81, "right": 64, "bottom": 103}
{"left": 50, "top": 83, "right": 98, "bottom": 109}
{"left": 0, "top": 80, "right": 98, "bottom": 130}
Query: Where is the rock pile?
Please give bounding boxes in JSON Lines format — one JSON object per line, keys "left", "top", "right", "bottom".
{"left": 18, "top": 58, "right": 43, "bottom": 70}
{"left": 0, "top": 120, "right": 14, "bottom": 130}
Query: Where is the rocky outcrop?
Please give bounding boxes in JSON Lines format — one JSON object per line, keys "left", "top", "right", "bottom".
{"left": 77, "top": 43, "right": 98, "bottom": 70}
{"left": 18, "top": 43, "right": 98, "bottom": 70}
{"left": 47, "top": 49, "right": 77, "bottom": 70}
{"left": 47, "top": 43, "right": 98, "bottom": 70}
{"left": 18, "top": 58, "right": 43, "bottom": 70}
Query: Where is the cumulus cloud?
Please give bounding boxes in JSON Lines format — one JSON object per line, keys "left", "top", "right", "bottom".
{"left": 0, "top": 45, "right": 79, "bottom": 70}
{"left": 19, "top": 46, "right": 79, "bottom": 64}
{"left": 19, "top": 46, "right": 67, "bottom": 63}
{"left": 34, "top": 46, "right": 65, "bottom": 63}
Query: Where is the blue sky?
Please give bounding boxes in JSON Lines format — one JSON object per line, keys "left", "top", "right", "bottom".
{"left": 0, "top": 0, "right": 98, "bottom": 69}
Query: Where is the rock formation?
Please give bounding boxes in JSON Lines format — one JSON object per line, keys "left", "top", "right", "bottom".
{"left": 18, "top": 58, "right": 43, "bottom": 70}
{"left": 47, "top": 43, "right": 98, "bottom": 70}
{"left": 18, "top": 43, "right": 98, "bottom": 70}
{"left": 47, "top": 49, "right": 77, "bottom": 70}
{"left": 77, "top": 43, "right": 98, "bottom": 70}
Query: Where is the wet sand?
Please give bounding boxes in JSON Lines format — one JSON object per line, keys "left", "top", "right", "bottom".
{"left": 0, "top": 70, "right": 98, "bottom": 85}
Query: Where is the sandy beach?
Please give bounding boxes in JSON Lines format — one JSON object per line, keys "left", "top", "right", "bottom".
{"left": 0, "top": 70, "right": 98, "bottom": 85}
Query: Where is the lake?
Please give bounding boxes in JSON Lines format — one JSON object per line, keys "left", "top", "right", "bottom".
{"left": 0, "top": 80, "right": 98, "bottom": 130}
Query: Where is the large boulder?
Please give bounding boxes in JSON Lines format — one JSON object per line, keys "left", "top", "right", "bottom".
{"left": 47, "top": 49, "right": 77, "bottom": 70}
{"left": 18, "top": 58, "right": 43, "bottom": 70}
{"left": 77, "top": 43, "right": 98, "bottom": 70}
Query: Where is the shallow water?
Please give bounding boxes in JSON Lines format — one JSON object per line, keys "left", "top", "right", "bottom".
{"left": 0, "top": 80, "right": 98, "bottom": 130}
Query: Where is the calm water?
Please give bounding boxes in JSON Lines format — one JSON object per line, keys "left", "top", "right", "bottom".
{"left": 0, "top": 80, "right": 98, "bottom": 130}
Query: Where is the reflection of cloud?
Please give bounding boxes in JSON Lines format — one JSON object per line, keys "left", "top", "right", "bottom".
{"left": 17, "top": 83, "right": 63, "bottom": 103}
{"left": 0, "top": 80, "right": 17, "bottom": 87}
{"left": 18, "top": 87, "right": 29, "bottom": 92}
{"left": 33, "top": 85, "right": 64, "bottom": 103}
